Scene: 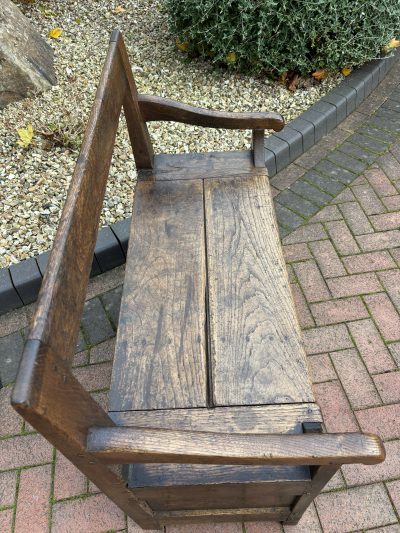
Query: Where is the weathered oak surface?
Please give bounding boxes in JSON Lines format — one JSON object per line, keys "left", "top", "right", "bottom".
{"left": 87, "top": 426, "right": 385, "bottom": 466}
{"left": 111, "top": 173, "right": 313, "bottom": 410}
{"left": 205, "top": 174, "right": 313, "bottom": 406}
{"left": 138, "top": 94, "right": 284, "bottom": 131}
{"left": 109, "top": 179, "right": 208, "bottom": 411}
{"left": 110, "top": 403, "right": 322, "bottom": 433}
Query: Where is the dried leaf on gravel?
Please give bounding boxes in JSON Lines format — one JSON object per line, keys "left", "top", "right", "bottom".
{"left": 49, "top": 27, "right": 63, "bottom": 39}
{"left": 16, "top": 124, "right": 34, "bottom": 149}
{"left": 312, "top": 69, "right": 329, "bottom": 81}
{"left": 175, "top": 37, "right": 189, "bottom": 52}
{"left": 114, "top": 5, "right": 126, "bottom": 14}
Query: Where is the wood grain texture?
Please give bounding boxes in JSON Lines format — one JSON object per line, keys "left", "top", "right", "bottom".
{"left": 138, "top": 94, "right": 284, "bottom": 131}
{"left": 205, "top": 174, "right": 314, "bottom": 406}
{"left": 130, "top": 464, "right": 311, "bottom": 488}
{"left": 109, "top": 403, "right": 322, "bottom": 434}
{"left": 252, "top": 129, "right": 265, "bottom": 167}
{"left": 115, "top": 32, "right": 154, "bottom": 169}
{"left": 156, "top": 506, "right": 290, "bottom": 524}
{"left": 27, "top": 38, "right": 126, "bottom": 362}
{"left": 138, "top": 486, "right": 300, "bottom": 513}
{"left": 87, "top": 426, "right": 385, "bottom": 465}
{"left": 109, "top": 179, "right": 207, "bottom": 411}
{"left": 139, "top": 150, "right": 265, "bottom": 182}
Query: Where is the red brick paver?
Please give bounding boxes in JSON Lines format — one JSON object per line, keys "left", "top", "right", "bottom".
{"left": 52, "top": 493, "right": 125, "bottom": 533}
{"left": 14, "top": 465, "right": 52, "bottom": 533}
{"left": 315, "top": 484, "right": 397, "bottom": 532}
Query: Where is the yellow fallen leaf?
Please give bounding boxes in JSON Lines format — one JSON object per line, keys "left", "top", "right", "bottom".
{"left": 312, "top": 69, "right": 328, "bottom": 81}
{"left": 49, "top": 27, "right": 63, "bottom": 39}
{"left": 225, "top": 51, "right": 237, "bottom": 64}
{"left": 17, "top": 124, "right": 34, "bottom": 149}
{"left": 341, "top": 66, "right": 352, "bottom": 76}
{"left": 113, "top": 5, "right": 125, "bottom": 14}
{"left": 176, "top": 37, "right": 189, "bottom": 52}
{"left": 383, "top": 37, "right": 400, "bottom": 54}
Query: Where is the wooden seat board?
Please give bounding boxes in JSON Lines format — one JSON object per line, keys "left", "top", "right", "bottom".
{"left": 108, "top": 178, "right": 208, "bottom": 411}
{"left": 109, "top": 403, "right": 322, "bottom": 434}
{"left": 204, "top": 174, "right": 314, "bottom": 406}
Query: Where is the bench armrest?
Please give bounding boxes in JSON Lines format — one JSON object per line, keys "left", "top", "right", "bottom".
{"left": 138, "top": 95, "right": 285, "bottom": 132}
{"left": 86, "top": 426, "right": 385, "bottom": 466}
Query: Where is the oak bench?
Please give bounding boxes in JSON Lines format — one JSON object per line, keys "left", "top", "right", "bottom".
{"left": 12, "top": 30, "right": 385, "bottom": 529}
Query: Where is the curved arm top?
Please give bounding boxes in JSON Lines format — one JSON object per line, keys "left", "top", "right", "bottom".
{"left": 138, "top": 94, "right": 285, "bottom": 132}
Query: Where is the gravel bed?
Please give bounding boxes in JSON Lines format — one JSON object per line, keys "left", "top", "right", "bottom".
{"left": 0, "top": 0, "right": 342, "bottom": 268}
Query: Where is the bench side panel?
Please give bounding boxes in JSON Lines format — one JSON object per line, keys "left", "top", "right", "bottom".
{"left": 204, "top": 174, "right": 314, "bottom": 406}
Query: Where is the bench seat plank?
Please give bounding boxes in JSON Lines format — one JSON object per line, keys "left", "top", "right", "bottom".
{"left": 109, "top": 179, "right": 208, "bottom": 411}
{"left": 204, "top": 174, "right": 314, "bottom": 406}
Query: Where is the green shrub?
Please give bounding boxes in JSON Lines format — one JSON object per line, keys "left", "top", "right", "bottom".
{"left": 165, "top": 0, "right": 400, "bottom": 75}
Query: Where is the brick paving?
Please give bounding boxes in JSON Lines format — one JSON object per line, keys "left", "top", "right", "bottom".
{"left": 2, "top": 64, "right": 400, "bottom": 533}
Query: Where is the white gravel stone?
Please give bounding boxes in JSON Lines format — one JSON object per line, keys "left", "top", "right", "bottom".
{"left": 0, "top": 0, "right": 342, "bottom": 268}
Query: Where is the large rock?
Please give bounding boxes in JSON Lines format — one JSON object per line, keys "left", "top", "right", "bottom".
{"left": 0, "top": 0, "right": 56, "bottom": 108}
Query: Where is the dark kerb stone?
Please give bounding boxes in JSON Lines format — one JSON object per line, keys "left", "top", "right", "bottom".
{"left": 36, "top": 251, "right": 50, "bottom": 276}
{"left": 327, "top": 150, "right": 368, "bottom": 174}
{"left": 303, "top": 170, "right": 345, "bottom": 196}
{"left": 299, "top": 109, "right": 327, "bottom": 142}
{"left": 334, "top": 85, "right": 357, "bottom": 115}
{"left": 357, "top": 61, "right": 381, "bottom": 91}
{"left": 111, "top": 218, "right": 131, "bottom": 257}
{"left": 101, "top": 285, "right": 123, "bottom": 328}
{"left": 338, "top": 142, "right": 379, "bottom": 164}
{"left": 0, "top": 268, "right": 23, "bottom": 315}
{"left": 274, "top": 127, "right": 303, "bottom": 162}
{"left": 265, "top": 148, "right": 277, "bottom": 177}
{"left": 289, "top": 117, "right": 315, "bottom": 151}
{"left": 265, "top": 135, "right": 290, "bottom": 172}
{"left": 276, "top": 189, "right": 320, "bottom": 218}
{"left": 274, "top": 202, "right": 305, "bottom": 231}
{"left": 343, "top": 75, "right": 365, "bottom": 106}
{"left": 0, "top": 330, "right": 24, "bottom": 386}
{"left": 81, "top": 297, "right": 115, "bottom": 347}
{"left": 312, "top": 101, "right": 337, "bottom": 132}
{"left": 9, "top": 258, "right": 42, "bottom": 305}
{"left": 95, "top": 226, "right": 125, "bottom": 273}
{"left": 349, "top": 132, "right": 390, "bottom": 154}
{"left": 290, "top": 179, "right": 333, "bottom": 207}
{"left": 315, "top": 159, "right": 356, "bottom": 185}
{"left": 321, "top": 92, "right": 347, "bottom": 123}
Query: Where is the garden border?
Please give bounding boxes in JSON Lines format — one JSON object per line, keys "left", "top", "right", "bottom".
{"left": 1, "top": 51, "right": 399, "bottom": 316}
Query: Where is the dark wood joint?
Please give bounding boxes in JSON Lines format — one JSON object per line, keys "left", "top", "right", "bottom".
{"left": 302, "top": 421, "right": 323, "bottom": 434}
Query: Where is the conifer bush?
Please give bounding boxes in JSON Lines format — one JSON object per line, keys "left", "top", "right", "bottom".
{"left": 165, "top": 0, "right": 400, "bottom": 75}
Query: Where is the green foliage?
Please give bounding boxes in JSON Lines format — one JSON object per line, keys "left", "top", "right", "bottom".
{"left": 165, "top": 0, "right": 400, "bottom": 75}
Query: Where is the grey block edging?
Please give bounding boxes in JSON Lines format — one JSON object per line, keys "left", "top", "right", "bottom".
{"left": 0, "top": 50, "right": 399, "bottom": 316}
{"left": 265, "top": 50, "right": 399, "bottom": 177}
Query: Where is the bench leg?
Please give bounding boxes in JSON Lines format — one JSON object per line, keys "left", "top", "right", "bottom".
{"left": 284, "top": 422, "right": 339, "bottom": 525}
{"left": 284, "top": 464, "right": 339, "bottom": 524}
